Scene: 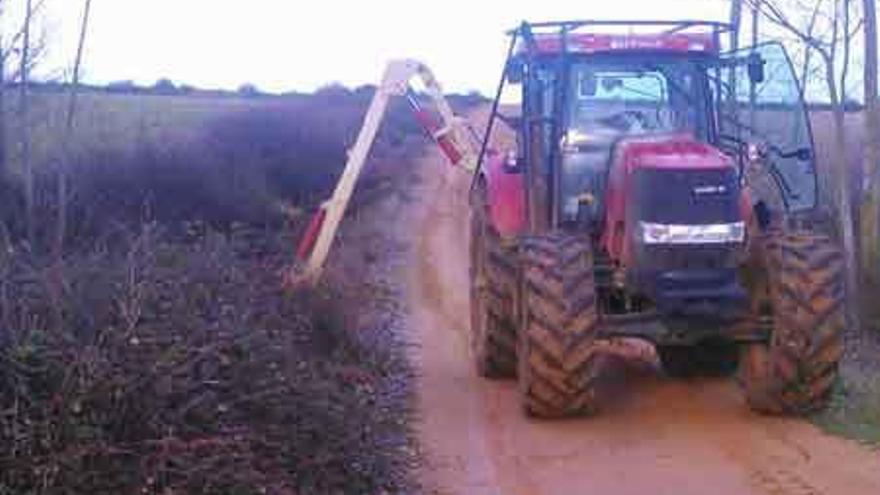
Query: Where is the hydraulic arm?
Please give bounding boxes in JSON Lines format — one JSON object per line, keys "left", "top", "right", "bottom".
{"left": 292, "top": 59, "right": 479, "bottom": 285}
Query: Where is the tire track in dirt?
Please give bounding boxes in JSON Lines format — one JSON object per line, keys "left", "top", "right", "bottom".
{"left": 406, "top": 146, "right": 880, "bottom": 495}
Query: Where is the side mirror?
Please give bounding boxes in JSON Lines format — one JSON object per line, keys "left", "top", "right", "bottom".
{"left": 747, "top": 53, "right": 765, "bottom": 84}
{"left": 506, "top": 59, "right": 524, "bottom": 84}
{"left": 794, "top": 148, "right": 813, "bottom": 161}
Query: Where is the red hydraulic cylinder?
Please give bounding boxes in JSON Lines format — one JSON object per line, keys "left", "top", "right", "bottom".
{"left": 406, "top": 89, "right": 463, "bottom": 167}
{"left": 296, "top": 206, "right": 327, "bottom": 261}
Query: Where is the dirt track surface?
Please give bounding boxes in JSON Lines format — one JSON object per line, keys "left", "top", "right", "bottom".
{"left": 405, "top": 148, "right": 880, "bottom": 495}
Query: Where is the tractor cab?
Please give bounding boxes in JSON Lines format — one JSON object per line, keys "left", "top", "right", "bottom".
{"left": 494, "top": 21, "right": 818, "bottom": 240}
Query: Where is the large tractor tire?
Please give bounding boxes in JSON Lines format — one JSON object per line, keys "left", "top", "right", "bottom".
{"left": 740, "top": 232, "right": 845, "bottom": 414}
{"left": 657, "top": 339, "right": 739, "bottom": 378}
{"left": 518, "top": 234, "right": 605, "bottom": 418}
{"left": 469, "top": 183, "right": 518, "bottom": 378}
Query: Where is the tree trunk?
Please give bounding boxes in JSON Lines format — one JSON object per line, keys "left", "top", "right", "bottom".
{"left": 798, "top": 3, "right": 823, "bottom": 99}
{"left": 749, "top": 1, "right": 760, "bottom": 129}
{"left": 730, "top": 0, "right": 742, "bottom": 51}
{"left": 827, "top": 64, "right": 861, "bottom": 333}
{"left": 20, "top": 0, "right": 33, "bottom": 246}
{"left": 727, "top": 1, "right": 743, "bottom": 117}
{"left": 55, "top": 0, "right": 93, "bottom": 258}
{"left": 0, "top": 45, "right": 6, "bottom": 178}
{"left": 860, "top": 0, "right": 880, "bottom": 282}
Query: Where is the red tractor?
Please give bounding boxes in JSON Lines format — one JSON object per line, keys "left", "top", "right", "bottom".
{"left": 469, "top": 20, "right": 844, "bottom": 417}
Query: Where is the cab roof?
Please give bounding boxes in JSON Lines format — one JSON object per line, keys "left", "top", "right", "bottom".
{"left": 511, "top": 20, "right": 729, "bottom": 57}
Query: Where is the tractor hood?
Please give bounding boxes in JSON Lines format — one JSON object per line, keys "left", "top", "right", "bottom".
{"left": 611, "top": 133, "right": 733, "bottom": 173}
{"left": 601, "top": 133, "right": 741, "bottom": 266}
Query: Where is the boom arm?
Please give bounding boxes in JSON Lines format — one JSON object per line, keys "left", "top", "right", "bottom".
{"left": 292, "top": 60, "right": 479, "bottom": 285}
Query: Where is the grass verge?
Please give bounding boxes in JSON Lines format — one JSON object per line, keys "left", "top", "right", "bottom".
{"left": 813, "top": 371, "right": 880, "bottom": 447}
{"left": 812, "top": 292, "right": 880, "bottom": 448}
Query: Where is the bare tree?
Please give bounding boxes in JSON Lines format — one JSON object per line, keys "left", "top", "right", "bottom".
{"left": 55, "top": 0, "right": 93, "bottom": 257}
{"left": 839, "top": 0, "right": 857, "bottom": 108}
{"left": 861, "top": 0, "right": 879, "bottom": 281}
{"left": 750, "top": 1, "right": 760, "bottom": 128}
{"left": 744, "top": 0, "right": 862, "bottom": 331}
{"left": 19, "top": 0, "right": 33, "bottom": 245}
{"left": 0, "top": 2, "right": 7, "bottom": 178}
{"left": 730, "top": 1, "right": 744, "bottom": 51}
{"left": 796, "top": 3, "right": 823, "bottom": 97}
{"left": 728, "top": 1, "right": 744, "bottom": 119}
{"left": 0, "top": 0, "right": 48, "bottom": 177}
{"left": 751, "top": 1, "right": 761, "bottom": 46}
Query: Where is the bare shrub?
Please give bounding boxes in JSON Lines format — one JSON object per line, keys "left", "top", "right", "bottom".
{"left": 0, "top": 225, "right": 414, "bottom": 493}
{"left": 46, "top": 89, "right": 427, "bottom": 247}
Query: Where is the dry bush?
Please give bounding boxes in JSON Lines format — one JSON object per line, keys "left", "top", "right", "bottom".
{"left": 60, "top": 97, "right": 361, "bottom": 241}
{"left": 0, "top": 87, "right": 435, "bottom": 493}
{"left": 0, "top": 225, "right": 415, "bottom": 494}
{"left": 2, "top": 87, "right": 430, "bottom": 249}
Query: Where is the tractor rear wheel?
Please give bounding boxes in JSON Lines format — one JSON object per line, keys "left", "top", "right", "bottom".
{"left": 469, "top": 183, "right": 517, "bottom": 378}
{"left": 740, "top": 232, "right": 845, "bottom": 414}
{"left": 518, "top": 234, "right": 605, "bottom": 418}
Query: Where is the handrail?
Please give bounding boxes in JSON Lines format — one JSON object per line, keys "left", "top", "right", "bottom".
{"left": 507, "top": 19, "right": 733, "bottom": 35}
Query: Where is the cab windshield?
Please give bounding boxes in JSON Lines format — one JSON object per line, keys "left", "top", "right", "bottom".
{"left": 565, "top": 57, "right": 710, "bottom": 147}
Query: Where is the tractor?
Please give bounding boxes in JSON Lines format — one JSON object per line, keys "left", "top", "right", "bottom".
{"left": 469, "top": 20, "right": 844, "bottom": 417}
{"left": 293, "top": 19, "right": 845, "bottom": 419}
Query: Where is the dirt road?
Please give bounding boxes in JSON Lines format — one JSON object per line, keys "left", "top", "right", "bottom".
{"left": 406, "top": 149, "right": 880, "bottom": 495}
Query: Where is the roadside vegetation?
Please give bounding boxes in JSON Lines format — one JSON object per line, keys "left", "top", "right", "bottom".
{"left": 0, "top": 85, "right": 435, "bottom": 493}
{"left": 815, "top": 369, "right": 880, "bottom": 447}
{"left": 813, "top": 292, "right": 880, "bottom": 447}
{"left": 0, "top": 225, "right": 415, "bottom": 493}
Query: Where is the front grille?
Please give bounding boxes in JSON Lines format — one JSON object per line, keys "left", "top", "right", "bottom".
{"left": 633, "top": 167, "right": 740, "bottom": 224}
{"left": 642, "top": 244, "right": 740, "bottom": 271}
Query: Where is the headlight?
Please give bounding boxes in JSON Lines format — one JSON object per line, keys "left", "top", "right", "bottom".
{"left": 640, "top": 221, "right": 745, "bottom": 245}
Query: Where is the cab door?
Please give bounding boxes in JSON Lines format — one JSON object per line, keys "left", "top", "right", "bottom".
{"left": 714, "top": 42, "right": 818, "bottom": 214}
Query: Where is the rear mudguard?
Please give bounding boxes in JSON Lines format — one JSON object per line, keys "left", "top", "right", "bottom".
{"left": 483, "top": 151, "right": 527, "bottom": 237}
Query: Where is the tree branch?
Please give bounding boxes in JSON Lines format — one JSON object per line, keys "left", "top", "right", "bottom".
{"left": 745, "top": 0, "right": 832, "bottom": 56}
{"left": 0, "top": 0, "right": 48, "bottom": 66}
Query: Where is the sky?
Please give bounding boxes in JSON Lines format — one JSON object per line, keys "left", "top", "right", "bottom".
{"left": 40, "top": 0, "right": 731, "bottom": 95}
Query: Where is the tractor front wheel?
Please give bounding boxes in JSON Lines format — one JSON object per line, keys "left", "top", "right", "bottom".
{"left": 518, "top": 234, "right": 606, "bottom": 418}
{"left": 740, "top": 233, "right": 845, "bottom": 414}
